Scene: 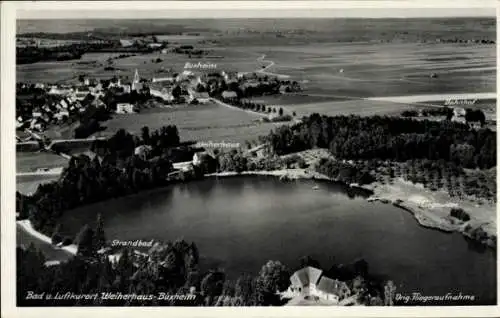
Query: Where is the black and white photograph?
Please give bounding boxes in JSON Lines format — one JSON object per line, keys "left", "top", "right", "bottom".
{"left": 2, "top": 0, "right": 498, "bottom": 314}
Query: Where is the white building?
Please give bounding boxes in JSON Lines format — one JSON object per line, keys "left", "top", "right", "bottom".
{"left": 150, "top": 87, "right": 174, "bottom": 103}
{"left": 453, "top": 107, "right": 466, "bottom": 117}
{"left": 48, "top": 86, "right": 73, "bottom": 96}
{"left": 283, "top": 266, "right": 351, "bottom": 304}
{"left": 187, "top": 89, "right": 210, "bottom": 104}
{"left": 152, "top": 77, "right": 175, "bottom": 83}
{"left": 54, "top": 110, "right": 70, "bottom": 121}
{"left": 221, "top": 90, "right": 238, "bottom": 99}
{"left": 119, "top": 39, "right": 134, "bottom": 47}
{"left": 116, "top": 103, "right": 135, "bottom": 114}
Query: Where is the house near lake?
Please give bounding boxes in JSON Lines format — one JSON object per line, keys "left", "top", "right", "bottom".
{"left": 116, "top": 103, "right": 135, "bottom": 114}
{"left": 221, "top": 90, "right": 238, "bottom": 99}
{"left": 281, "top": 266, "right": 352, "bottom": 304}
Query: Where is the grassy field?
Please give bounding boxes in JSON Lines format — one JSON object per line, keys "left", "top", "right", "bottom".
{"left": 17, "top": 176, "right": 59, "bottom": 195}
{"left": 281, "top": 99, "right": 416, "bottom": 117}
{"left": 17, "top": 152, "right": 68, "bottom": 172}
{"left": 93, "top": 102, "right": 280, "bottom": 145}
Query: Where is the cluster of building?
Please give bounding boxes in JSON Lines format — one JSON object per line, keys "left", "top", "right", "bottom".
{"left": 17, "top": 82, "right": 106, "bottom": 132}
{"left": 17, "top": 58, "right": 299, "bottom": 134}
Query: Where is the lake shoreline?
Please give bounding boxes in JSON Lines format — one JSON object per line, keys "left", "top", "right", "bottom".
{"left": 17, "top": 219, "right": 78, "bottom": 256}
{"left": 17, "top": 168, "right": 496, "bottom": 258}
{"left": 206, "top": 169, "right": 496, "bottom": 249}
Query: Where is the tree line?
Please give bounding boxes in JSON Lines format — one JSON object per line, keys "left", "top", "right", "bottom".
{"left": 266, "top": 113, "right": 496, "bottom": 169}
{"left": 18, "top": 237, "right": 396, "bottom": 306}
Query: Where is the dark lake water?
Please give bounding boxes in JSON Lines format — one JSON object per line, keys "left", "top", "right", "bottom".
{"left": 59, "top": 176, "right": 496, "bottom": 304}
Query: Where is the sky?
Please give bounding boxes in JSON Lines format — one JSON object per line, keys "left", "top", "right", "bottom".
{"left": 14, "top": 2, "right": 496, "bottom": 20}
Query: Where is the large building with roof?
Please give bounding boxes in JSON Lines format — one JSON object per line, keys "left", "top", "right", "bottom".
{"left": 282, "top": 266, "right": 352, "bottom": 304}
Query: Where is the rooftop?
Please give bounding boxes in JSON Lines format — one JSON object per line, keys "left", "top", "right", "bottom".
{"left": 290, "top": 266, "right": 323, "bottom": 288}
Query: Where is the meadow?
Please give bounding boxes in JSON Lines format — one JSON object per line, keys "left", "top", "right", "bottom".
{"left": 17, "top": 152, "right": 68, "bottom": 172}
{"left": 93, "top": 102, "right": 280, "bottom": 146}
{"left": 17, "top": 175, "right": 60, "bottom": 195}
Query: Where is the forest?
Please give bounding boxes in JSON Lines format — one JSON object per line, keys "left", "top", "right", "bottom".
{"left": 267, "top": 114, "right": 496, "bottom": 169}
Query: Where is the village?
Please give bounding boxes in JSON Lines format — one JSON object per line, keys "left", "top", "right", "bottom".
{"left": 16, "top": 59, "right": 301, "bottom": 135}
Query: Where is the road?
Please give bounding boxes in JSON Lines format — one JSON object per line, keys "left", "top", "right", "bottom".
{"left": 210, "top": 97, "right": 268, "bottom": 117}
{"left": 255, "top": 54, "right": 291, "bottom": 79}
{"left": 366, "top": 92, "right": 496, "bottom": 103}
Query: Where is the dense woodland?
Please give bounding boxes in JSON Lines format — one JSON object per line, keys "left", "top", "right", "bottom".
{"left": 265, "top": 114, "right": 496, "bottom": 200}
{"left": 267, "top": 114, "right": 495, "bottom": 169}
{"left": 17, "top": 41, "right": 157, "bottom": 64}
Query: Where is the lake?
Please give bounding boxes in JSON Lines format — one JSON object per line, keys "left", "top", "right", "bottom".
{"left": 57, "top": 176, "right": 496, "bottom": 304}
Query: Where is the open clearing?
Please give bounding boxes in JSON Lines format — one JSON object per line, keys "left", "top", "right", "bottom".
{"left": 17, "top": 151, "right": 68, "bottom": 172}
{"left": 92, "top": 102, "right": 280, "bottom": 145}
{"left": 17, "top": 176, "right": 59, "bottom": 195}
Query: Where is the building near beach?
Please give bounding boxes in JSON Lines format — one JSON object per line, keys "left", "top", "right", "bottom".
{"left": 282, "top": 266, "right": 351, "bottom": 304}
{"left": 116, "top": 103, "right": 135, "bottom": 114}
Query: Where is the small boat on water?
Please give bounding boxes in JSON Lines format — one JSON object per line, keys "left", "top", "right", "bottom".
{"left": 312, "top": 185, "right": 320, "bottom": 190}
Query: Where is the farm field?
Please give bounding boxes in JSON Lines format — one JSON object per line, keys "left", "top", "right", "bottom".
{"left": 17, "top": 152, "right": 68, "bottom": 172}
{"left": 17, "top": 41, "right": 494, "bottom": 102}
{"left": 245, "top": 94, "right": 348, "bottom": 106}
{"left": 92, "top": 103, "right": 281, "bottom": 145}
{"left": 246, "top": 42, "right": 495, "bottom": 98}
{"left": 17, "top": 48, "right": 261, "bottom": 84}
{"left": 281, "top": 99, "right": 416, "bottom": 117}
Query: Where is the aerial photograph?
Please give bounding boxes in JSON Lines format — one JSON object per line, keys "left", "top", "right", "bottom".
{"left": 14, "top": 7, "right": 496, "bottom": 307}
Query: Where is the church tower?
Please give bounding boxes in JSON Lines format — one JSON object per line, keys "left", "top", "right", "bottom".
{"left": 132, "top": 69, "right": 140, "bottom": 91}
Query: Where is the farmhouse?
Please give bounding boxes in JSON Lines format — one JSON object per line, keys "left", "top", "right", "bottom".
{"left": 152, "top": 76, "right": 176, "bottom": 83}
{"left": 150, "top": 83, "right": 175, "bottom": 103}
{"left": 119, "top": 39, "right": 134, "bottom": 47}
{"left": 316, "top": 277, "right": 351, "bottom": 302}
{"left": 48, "top": 86, "right": 73, "bottom": 96}
{"left": 116, "top": 103, "right": 135, "bottom": 114}
{"left": 187, "top": 89, "right": 210, "bottom": 104}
